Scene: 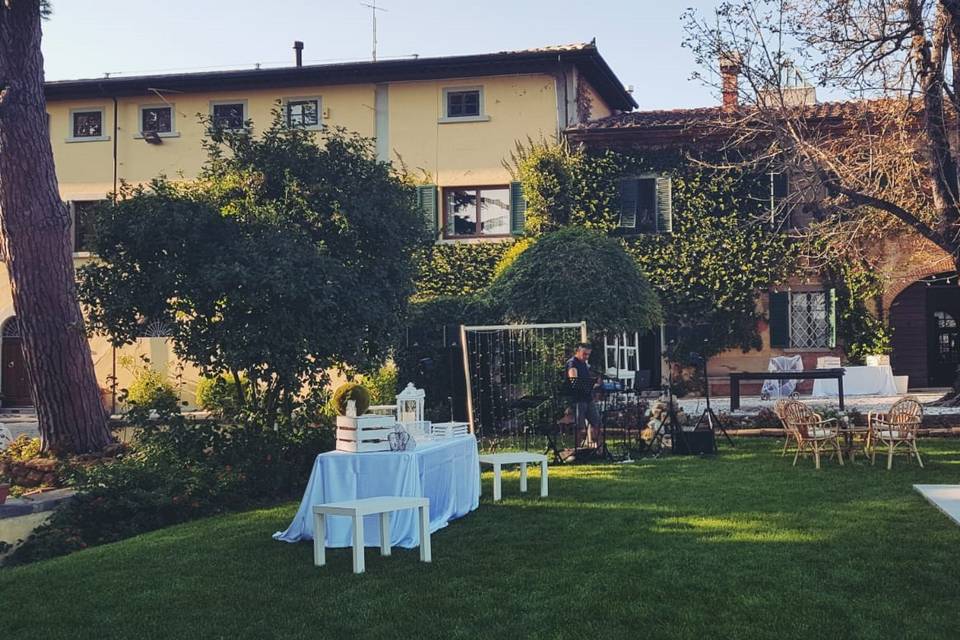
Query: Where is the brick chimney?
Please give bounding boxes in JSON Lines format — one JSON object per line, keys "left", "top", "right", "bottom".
{"left": 720, "top": 53, "right": 742, "bottom": 112}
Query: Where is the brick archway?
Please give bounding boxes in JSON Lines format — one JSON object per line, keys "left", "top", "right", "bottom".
{"left": 890, "top": 273, "right": 960, "bottom": 388}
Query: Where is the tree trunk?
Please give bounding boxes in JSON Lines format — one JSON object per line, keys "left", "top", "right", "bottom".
{"left": 0, "top": 3, "right": 111, "bottom": 453}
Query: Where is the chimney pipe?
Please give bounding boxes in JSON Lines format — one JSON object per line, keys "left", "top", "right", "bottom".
{"left": 720, "top": 53, "right": 741, "bottom": 112}
{"left": 294, "top": 41, "right": 304, "bottom": 68}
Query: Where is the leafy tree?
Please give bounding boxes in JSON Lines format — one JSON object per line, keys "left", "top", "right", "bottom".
{"left": 683, "top": 0, "right": 960, "bottom": 273}
{"left": 0, "top": 1, "right": 111, "bottom": 453}
{"left": 79, "top": 116, "right": 423, "bottom": 419}
{"left": 486, "top": 227, "right": 663, "bottom": 334}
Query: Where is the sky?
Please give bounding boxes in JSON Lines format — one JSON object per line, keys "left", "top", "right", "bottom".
{"left": 39, "top": 0, "right": 724, "bottom": 111}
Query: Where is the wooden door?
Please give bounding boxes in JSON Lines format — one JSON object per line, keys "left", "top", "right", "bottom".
{"left": 1, "top": 336, "right": 31, "bottom": 406}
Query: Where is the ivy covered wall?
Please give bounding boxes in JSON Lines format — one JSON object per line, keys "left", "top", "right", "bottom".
{"left": 514, "top": 142, "right": 795, "bottom": 361}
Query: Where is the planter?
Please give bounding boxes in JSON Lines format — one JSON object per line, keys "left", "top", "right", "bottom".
{"left": 0, "top": 484, "right": 9, "bottom": 505}
{"left": 335, "top": 414, "right": 396, "bottom": 452}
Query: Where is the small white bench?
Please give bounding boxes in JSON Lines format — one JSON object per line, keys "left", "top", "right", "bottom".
{"left": 478, "top": 452, "right": 548, "bottom": 502}
{"left": 312, "top": 496, "right": 431, "bottom": 574}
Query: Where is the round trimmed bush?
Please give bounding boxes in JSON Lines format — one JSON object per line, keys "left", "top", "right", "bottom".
{"left": 486, "top": 226, "right": 662, "bottom": 333}
{"left": 331, "top": 382, "right": 371, "bottom": 416}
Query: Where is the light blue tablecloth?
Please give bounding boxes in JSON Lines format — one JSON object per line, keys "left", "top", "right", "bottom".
{"left": 273, "top": 435, "right": 480, "bottom": 549}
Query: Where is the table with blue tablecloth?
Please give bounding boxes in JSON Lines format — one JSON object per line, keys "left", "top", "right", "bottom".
{"left": 273, "top": 435, "right": 480, "bottom": 549}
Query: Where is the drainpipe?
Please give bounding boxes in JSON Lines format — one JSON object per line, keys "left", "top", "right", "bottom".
{"left": 111, "top": 95, "right": 118, "bottom": 415}
{"left": 557, "top": 54, "right": 569, "bottom": 134}
{"left": 111, "top": 96, "right": 118, "bottom": 201}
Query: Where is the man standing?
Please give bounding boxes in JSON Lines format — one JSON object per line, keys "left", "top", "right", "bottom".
{"left": 566, "top": 342, "right": 602, "bottom": 447}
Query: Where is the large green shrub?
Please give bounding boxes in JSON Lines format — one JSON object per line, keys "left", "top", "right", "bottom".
{"left": 359, "top": 361, "right": 399, "bottom": 405}
{"left": 414, "top": 242, "right": 513, "bottom": 300}
{"left": 194, "top": 373, "right": 251, "bottom": 416}
{"left": 124, "top": 368, "right": 179, "bottom": 416}
{"left": 5, "top": 414, "right": 334, "bottom": 566}
{"left": 486, "top": 227, "right": 663, "bottom": 334}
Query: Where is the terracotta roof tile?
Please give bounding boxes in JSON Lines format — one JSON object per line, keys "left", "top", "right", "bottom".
{"left": 572, "top": 99, "right": 919, "bottom": 132}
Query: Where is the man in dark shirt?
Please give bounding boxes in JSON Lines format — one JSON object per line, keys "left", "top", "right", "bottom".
{"left": 566, "top": 342, "right": 601, "bottom": 447}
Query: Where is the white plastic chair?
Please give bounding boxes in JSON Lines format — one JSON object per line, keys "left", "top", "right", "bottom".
{"left": 761, "top": 355, "right": 803, "bottom": 400}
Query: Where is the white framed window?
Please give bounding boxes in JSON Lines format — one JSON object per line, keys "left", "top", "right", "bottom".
{"left": 440, "top": 86, "right": 489, "bottom": 123}
{"left": 789, "top": 291, "right": 831, "bottom": 348}
{"left": 442, "top": 186, "right": 512, "bottom": 238}
{"left": 137, "top": 104, "right": 177, "bottom": 138}
{"left": 284, "top": 96, "right": 322, "bottom": 130}
{"left": 67, "top": 107, "right": 109, "bottom": 142}
{"left": 209, "top": 100, "right": 248, "bottom": 131}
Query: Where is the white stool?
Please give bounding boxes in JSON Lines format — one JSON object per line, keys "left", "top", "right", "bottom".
{"left": 478, "top": 452, "right": 548, "bottom": 502}
{"left": 312, "top": 496, "right": 431, "bottom": 574}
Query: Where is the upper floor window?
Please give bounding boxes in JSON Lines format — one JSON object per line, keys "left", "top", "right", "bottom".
{"left": 285, "top": 97, "right": 321, "bottom": 130}
{"left": 443, "top": 186, "right": 511, "bottom": 238}
{"left": 618, "top": 175, "right": 672, "bottom": 233}
{"left": 210, "top": 101, "right": 247, "bottom": 131}
{"left": 441, "top": 87, "right": 489, "bottom": 123}
{"left": 68, "top": 108, "right": 107, "bottom": 142}
{"left": 139, "top": 105, "right": 175, "bottom": 136}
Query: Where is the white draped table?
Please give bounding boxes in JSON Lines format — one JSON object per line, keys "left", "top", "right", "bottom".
{"left": 811, "top": 365, "right": 899, "bottom": 397}
{"left": 273, "top": 435, "right": 480, "bottom": 549}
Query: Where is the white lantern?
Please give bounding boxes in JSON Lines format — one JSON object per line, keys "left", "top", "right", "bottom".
{"left": 396, "top": 382, "right": 425, "bottom": 427}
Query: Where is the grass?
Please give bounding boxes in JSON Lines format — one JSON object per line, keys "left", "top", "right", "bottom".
{"left": 2, "top": 440, "right": 960, "bottom": 640}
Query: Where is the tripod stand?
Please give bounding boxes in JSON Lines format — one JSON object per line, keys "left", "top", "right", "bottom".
{"left": 692, "top": 355, "right": 734, "bottom": 447}
{"left": 640, "top": 349, "right": 687, "bottom": 457}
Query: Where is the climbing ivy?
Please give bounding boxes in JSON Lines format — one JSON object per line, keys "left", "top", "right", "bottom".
{"left": 514, "top": 142, "right": 795, "bottom": 360}
{"left": 816, "top": 243, "right": 893, "bottom": 363}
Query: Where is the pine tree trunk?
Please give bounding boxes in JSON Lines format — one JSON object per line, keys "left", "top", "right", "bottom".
{"left": 0, "top": 3, "right": 111, "bottom": 453}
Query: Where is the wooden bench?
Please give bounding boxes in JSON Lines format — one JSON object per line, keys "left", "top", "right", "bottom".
{"left": 312, "top": 496, "right": 431, "bottom": 574}
{"left": 478, "top": 452, "right": 548, "bottom": 502}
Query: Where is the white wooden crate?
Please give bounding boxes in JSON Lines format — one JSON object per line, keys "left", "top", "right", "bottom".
{"left": 336, "top": 414, "right": 396, "bottom": 453}
{"left": 430, "top": 421, "right": 470, "bottom": 438}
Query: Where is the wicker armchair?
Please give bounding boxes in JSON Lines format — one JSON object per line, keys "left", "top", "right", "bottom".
{"left": 867, "top": 397, "right": 923, "bottom": 470}
{"left": 773, "top": 399, "right": 798, "bottom": 457}
{"left": 783, "top": 401, "right": 844, "bottom": 469}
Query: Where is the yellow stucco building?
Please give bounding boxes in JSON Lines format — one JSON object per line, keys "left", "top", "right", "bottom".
{"left": 0, "top": 43, "right": 635, "bottom": 410}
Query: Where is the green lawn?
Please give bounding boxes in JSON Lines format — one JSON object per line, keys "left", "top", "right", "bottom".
{"left": 2, "top": 440, "right": 960, "bottom": 640}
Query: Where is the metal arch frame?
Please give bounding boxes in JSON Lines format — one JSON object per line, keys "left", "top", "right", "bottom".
{"left": 460, "top": 321, "right": 587, "bottom": 433}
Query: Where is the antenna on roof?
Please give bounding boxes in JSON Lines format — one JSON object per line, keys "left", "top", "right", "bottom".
{"left": 359, "top": 1, "right": 387, "bottom": 61}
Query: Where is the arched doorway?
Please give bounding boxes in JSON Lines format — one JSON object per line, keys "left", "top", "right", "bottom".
{"left": 1, "top": 317, "right": 31, "bottom": 406}
{"left": 890, "top": 274, "right": 960, "bottom": 388}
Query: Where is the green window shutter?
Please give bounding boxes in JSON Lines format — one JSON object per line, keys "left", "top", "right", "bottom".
{"left": 618, "top": 177, "right": 638, "bottom": 229}
{"left": 509, "top": 181, "right": 526, "bottom": 235}
{"left": 769, "top": 291, "right": 790, "bottom": 348}
{"left": 416, "top": 185, "right": 438, "bottom": 238}
{"left": 772, "top": 172, "right": 789, "bottom": 199}
{"left": 655, "top": 176, "right": 673, "bottom": 233}
{"left": 827, "top": 287, "right": 837, "bottom": 349}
